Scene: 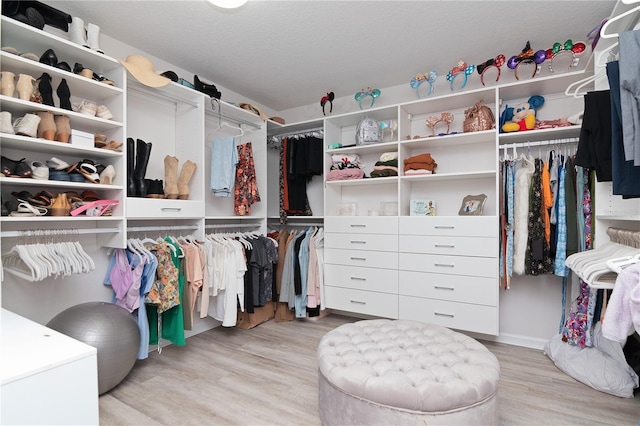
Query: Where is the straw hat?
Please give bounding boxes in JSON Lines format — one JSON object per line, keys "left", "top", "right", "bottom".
{"left": 119, "top": 55, "right": 170, "bottom": 88}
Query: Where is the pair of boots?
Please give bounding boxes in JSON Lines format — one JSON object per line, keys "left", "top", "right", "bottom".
{"left": 127, "top": 138, "right": 152, "bottom": 198}
{"left": 164, "top": 155, "right": 196, "bottom": 200}
{"left": 69, "top": 16, "right": 102, "bottom": 54}
{"left": 37, "top": 73, "right": 72, "bottom": 110}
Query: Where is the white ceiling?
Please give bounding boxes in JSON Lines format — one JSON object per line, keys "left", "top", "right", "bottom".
{"left": 47, "top": 0, "right": 616, "bottom": 112}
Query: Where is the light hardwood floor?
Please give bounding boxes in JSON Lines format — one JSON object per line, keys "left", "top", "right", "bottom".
{"left": 100, "top": 314, "right": 640, "bottom": 425}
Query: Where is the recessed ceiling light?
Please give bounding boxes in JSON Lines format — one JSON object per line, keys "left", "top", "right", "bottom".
{"left": 207, "top": 0, "right": 248, "bottom": 9}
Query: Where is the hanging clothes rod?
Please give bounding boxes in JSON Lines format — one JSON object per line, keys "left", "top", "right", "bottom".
{"left": 205, "top": 223, "right": 261, "bottom": 229}
{"left": 271, "top": 222, "right": 324, "bottom": 227}
{"left": 205, "top": 110, "right": 262, "bottom": 130}
{"left": 0, "top": 227, "right": 120, "bottom": 238}
{"left": 269, "top": 126, "right": 324, "bottom": 140}
{"left": 127, "top": 225, "right": 199, "bottom": 232}
{"left": 500, "top": 137, "right": 579, "bottom": 150}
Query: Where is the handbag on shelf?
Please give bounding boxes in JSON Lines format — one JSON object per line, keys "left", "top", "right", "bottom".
{"left": 463, "top": 101, "right": 495, "bottom": 133}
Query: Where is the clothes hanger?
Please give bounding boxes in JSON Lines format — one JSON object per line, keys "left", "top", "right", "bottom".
{"left": 600, "top": 5, "right": 640, "bottom": 39}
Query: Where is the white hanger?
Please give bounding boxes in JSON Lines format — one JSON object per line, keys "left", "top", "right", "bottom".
{"left": 217, "top": 120, "right": 244, "bottom": 136}
{"left": 600, "top": 5, "right": 640, "bottom": 39}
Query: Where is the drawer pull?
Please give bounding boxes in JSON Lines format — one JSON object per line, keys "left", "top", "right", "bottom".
{"left": 435, "top": 225, "right": 455, "bottom": 229}
{"left": 434, "top": 311, "right": 455, "bottom": 318}
{"left": 350, "top": 224, "right": 366, "bottom": 228}
{"left": 161, "top": 207, "right": 182, "bottom": 212}
{"left": 434, "top": 285, "right": 455, "bottom": 291}
{"left": 350, "top": 257, "right": 366, "bottom": 261}
{"left": 434, "top": 263, "right": 455, "bottom": 268}
{"left": 350, "top": 276, "right": 367, "bottom": 281}
{"left": 435, "top": 244, "right": 455, "bottom": 248}
{"left": 350, "top": 300, "right": 366, "bottom": 305}
{"left": 350, "top": 240, "right": 367, "bottom": 244}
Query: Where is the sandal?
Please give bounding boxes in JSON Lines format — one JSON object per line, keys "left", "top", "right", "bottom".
{"left": 30, "top": 161, "right": 49, "bottom": 180}
{"left": 102, "top": 140, "right": 123, "bottom": 152}
{"left": 1, "top": 156, "right": 32, "bottom": 177}
{"left": 28, "top": 190, "right": 55, "bottom": 207}
{"left": 10, "top": 199, "right": 48, "bottom": 216}
{"left": 70, "top": 199, "right": 118, "bottom": 217}
{"left": 46, "top": 156, "right": 70, "bottom": 171}
{"left": 81, "top": 190, "right": 100, "bottom": 202}
{"left": 11, "top": 190, "right": 33, "bottom": 200}
{"left": 79, "top": 162, "right": 100, "bottom": 183}
{"left": 64, "top": 191, "right": 83, "bottom": 203}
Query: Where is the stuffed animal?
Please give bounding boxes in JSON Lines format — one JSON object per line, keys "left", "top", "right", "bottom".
{"left": 501, "top": 95, "right": 545, "bottom": 132}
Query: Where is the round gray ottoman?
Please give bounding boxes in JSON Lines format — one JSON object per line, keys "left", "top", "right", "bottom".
{"left": 317, "top": 319, "right": 500, "bottom": 425}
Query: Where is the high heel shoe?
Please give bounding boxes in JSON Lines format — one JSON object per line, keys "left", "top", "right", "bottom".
{"left": 56, "top": 79, "right": 71, "bottom": 110}
{"left": 54, "top": 115, "right": 70, "bottom": 143}
{"left": 38, "top": 73, "right": 54, "bottom": 107}
{"left": 39, "top": 48, "right": 58, "bottom": 67}
{"left": 99, "top": 165, "right": 116, "bottom": 185}
{"left": 37, "top": 111, "right": 56, "bottom": 141}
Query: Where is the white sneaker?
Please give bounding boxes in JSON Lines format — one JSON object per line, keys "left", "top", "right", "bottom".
{"left": 96, "top": 105, "right": 113, "bottom": 120}
{"left": 72, "top": 100, "right": 97, "bottom": 116}
{"left": 1, "top": 111, "right": 15, "bottom": 134}
{"left": 13, "top": 113, "right": 41, "bottom": 138}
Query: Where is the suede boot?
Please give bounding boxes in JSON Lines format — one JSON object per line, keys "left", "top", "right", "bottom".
{"left": 37, "top": 111, "right": 55, "bottom": 140}
{"left": 127, "top": 137, "right": 136, "bottom": 197}
{"left": 56, "top": 78, "right": 71, "bottom": 110}
{"left": 163, "top": 155, "right": 179, "bottom": 199}
{"left": 38, "top": 72, "right": 54, "bottom": 106}
{"left": 134, "top": 139, "right": 152, "bottom": 197}
{"left": 53, "top": 115, "right": 70, "bottom": 143}
{"left": 177, "top": 160, "right": 197, "bottom": 200}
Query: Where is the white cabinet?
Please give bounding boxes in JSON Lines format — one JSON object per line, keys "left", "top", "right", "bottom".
{"left": 1, "top": 16, "right": 126, "bottom": 248}
{"left": 1, "top": 309, "right": 99, "bottom": 425}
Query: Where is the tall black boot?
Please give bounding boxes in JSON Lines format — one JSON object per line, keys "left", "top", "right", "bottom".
{"left": 134, "top": 139, "right": 152, "bottom": 198}
{"left": 56, "top": 79, "right": 71, "bottom": 110}
{"left": 38, "top": 73, "right": 54, "bottom": 106}
{"left": 127, "top": 137, "right": 137, "bottom": 197}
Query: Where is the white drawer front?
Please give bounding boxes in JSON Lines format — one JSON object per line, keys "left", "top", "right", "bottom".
{"left": 325, "top": 248, "right": 398, "bottom": 269}
{"left": 325, "top": 233, "right": 398, "bottom": 252}
{"left": 399, "top": 216, "right": 497, "bottom": 237}
{"left": 127, "top": 198, "right": 204, "bottom": 219}
{"left": 399, "top": 270, "right": 497, "bottom": 306}
{"left": 325, "top": 286, "right": 398, "bottom": 319}
{"left": 399, "top": 296, "right": 498, "bottom": 335}
{"left": 325, "top": 264, "right": 398, "bottom": 293}
{"left": 399, "top": 253, "right": 497, "bottom": 278}
{"left": 325, "top": 216, "right": 398, "bottom": 235}
{"left": 399, "top": 235, "right": 497, "bottom": 258}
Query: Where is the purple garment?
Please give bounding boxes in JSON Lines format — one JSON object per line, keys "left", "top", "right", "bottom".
{"left": 110, "top": 248, "right": 143, "bottom": 313}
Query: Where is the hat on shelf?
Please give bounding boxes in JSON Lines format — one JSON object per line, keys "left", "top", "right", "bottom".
{"left": 118, "top": 55, "right": 170, "bottom": 88}
{"left": 238, "top": 102, "right": 268, "bottom": 121}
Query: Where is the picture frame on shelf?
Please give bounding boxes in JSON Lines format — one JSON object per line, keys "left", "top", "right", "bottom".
{"left": 458, "top": 194, "right": 487, "bottom": 216}
{"left": 410, "top": 199, "right": 436, "bottom": 216}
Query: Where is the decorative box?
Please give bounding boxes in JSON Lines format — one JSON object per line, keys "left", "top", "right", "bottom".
{"left": 70, "top": 129, "right": 94, "bottom": 149}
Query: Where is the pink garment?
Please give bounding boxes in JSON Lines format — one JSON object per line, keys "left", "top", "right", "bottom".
{"left": 373, "top": 165, "right": 398, "bottom": 172}
{"left": 534, "top": 118, "right": 572, "bottom": 129}
{"left": 602, "top": 263, "right": 640, "bottom": 343}
{"left": 404, "top": 169, "right": 433, "bottom": 175}
{"left": 326, "top": 168, "right": 365, "bottom": 181}
{"left": 109, "top": 249, "right": 143, "bottom": 313}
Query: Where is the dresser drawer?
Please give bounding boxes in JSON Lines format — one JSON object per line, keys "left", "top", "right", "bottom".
{"left": 325, "top": 233, "right": 398, "bottom": 252}
{"left": 399, "top": 296, "right": 498, "bottom": 335}
{"left": 399, "top": 253, "right": 497, "bottom": 278}
{"left": 325, "top": 264, "right": 398, "bottom": 293}
{"left": 325, "top": 286, "right": 398, "bottom": 319}
{"left": 325, "top": 248, "right": 398, "bottom": 269}
{"left": 399, "top": 235, "right": 497, "bottom": 257}
{"left": 399, "top": 270, "right": 497, "bottom": 306}
{"left": 399, "top": 216, "right": 497, "bottom": 237}
{"left": 127, "top": 198, "right": 204, "bottom": 219}
{"left": 325, "top": 216, "right": 398, "bottom": 234}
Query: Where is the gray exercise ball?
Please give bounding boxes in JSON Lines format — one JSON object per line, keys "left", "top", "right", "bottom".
{"left": 47, "top": 301, "right": 140, "bottom": 395}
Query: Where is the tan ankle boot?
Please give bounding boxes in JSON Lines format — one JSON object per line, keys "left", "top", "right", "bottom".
{"left": 177, "top": 160, "right": 196, "bottom": 200}
{"left": 54, "top": 115, "right": 70, "bottom": 143}
{"left": 163, "top": 155, "right": 179, "bottom": 199}
{"left": 50, "top": 193, "right": 71, "bottom": 216}
{"left": 37, "top": 111, "right": 56, "bottom": 140}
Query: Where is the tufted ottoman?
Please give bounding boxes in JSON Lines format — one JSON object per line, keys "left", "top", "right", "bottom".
{"left": 317, "top": 319, "right": 500, "bottom": 425}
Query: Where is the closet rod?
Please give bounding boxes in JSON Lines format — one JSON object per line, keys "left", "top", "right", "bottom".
{"left": 271, "top": 222, "right": 324, "bottom": 227}
{"left": 269, "top": 126, "right": 324, "bottom": 140}
{"left": 0, "top": 227, "right": 120, "bottom": 237}
{"left": 205, "top": 110, "right": 261, "bottom": 130}
{"left": 128, "top": 83, "right": 200, "bottom": 108}
{"left": 205, "top": 223, "right": 261, "bottom": 229}
{"left": 500, "top": 137, "right": 579, "bottom": 150}
{"left": 127, "top": 225, "right": 199, "bottom": 232}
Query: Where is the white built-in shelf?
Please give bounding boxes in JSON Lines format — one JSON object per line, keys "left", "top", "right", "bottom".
{"left": 326, "top": 176, "right": 398, "bottom": 187}
{"left": 498, "top": 125, "right": 582, "bottom": 145}
{"left": 401, "top": 130, "right": 495, "bottom": 148}
{"left": 400, "top": 170, "right": 496, "bottom": 182}
{"left": 0, "top": 133, "right": 123, "bottom": 158}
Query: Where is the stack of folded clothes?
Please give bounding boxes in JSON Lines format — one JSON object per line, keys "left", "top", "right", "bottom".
{"left": 404, "top": 153, "right": 437, "bottom": 175}
{"left": 370, "top": 151, "right": 398, "bottom": 178}
{"left": 327, "top": 154, "right": 365, "bottom": 181}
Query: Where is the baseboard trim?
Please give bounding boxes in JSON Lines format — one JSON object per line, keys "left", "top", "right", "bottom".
{"left": 468, "top": 331, "right": 549, "bottom": 350}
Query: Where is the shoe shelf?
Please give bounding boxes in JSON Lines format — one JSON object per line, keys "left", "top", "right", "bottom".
{"left": 1, "top": 16, "right": 121, "bottom": 77}
{"left": 325, "top": 176, "right": 398, "bottom": 187}
{"left": 400, "top": 129, "right": 495, "bottom": 149}
{"left": 498, "top": 125, "right": 582, "bottom": 145}
{"left": 0, "top": 176, "right": 122, "bottom": 191}
{"left": 0, "top": 133, "right": 122, "bottom": 159}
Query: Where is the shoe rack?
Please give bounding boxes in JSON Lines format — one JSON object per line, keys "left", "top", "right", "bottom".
{"left": 0, "top": 16, "right": 126, "bottom": 248}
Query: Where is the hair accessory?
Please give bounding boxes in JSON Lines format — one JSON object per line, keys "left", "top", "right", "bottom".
{"left": 379, "top": 119, "right": 397, "bottom": 141}
{"left": 546, "top": 39, "right": 586, "bottom": 73}
{"left": 118, "top": 55, "right": 170, "bottom": 88}
{"left": 586, "top": 19, "right": 607, "bottom": 51}
{"left": 507, "top": 41, "right": 547, "bottom": 80}
{"left": 446, "top": 61, "right": 475, "bottom": 91}
{"left": 321, "top": 92, "right": 335, "bottom": 116}
{"left": 476, "top": 54, "right": 505, "bottom": 86}
{"left": 425, "top": 112, "right": 454, "bottom": 137}
{"left": 409, "top": 71, "right": 437, "bottom": 98}
{"left": 355, "top": 87, "right": 380, "bottom": 109}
